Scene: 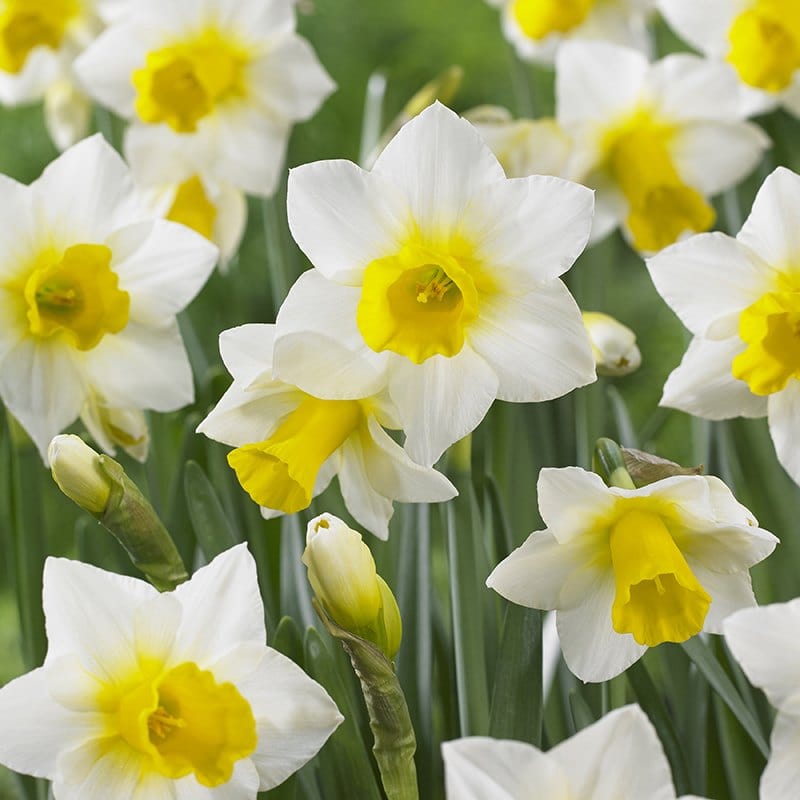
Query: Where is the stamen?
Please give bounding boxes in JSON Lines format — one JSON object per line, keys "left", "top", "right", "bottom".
{"left": 36, "top": 283, "right": 80, "bottom": 310}
{"left": 415, "top": 267, "right": 454, "bottom": 304}
{"left": 148, "top": 705, "right": 186, "bottom": 740}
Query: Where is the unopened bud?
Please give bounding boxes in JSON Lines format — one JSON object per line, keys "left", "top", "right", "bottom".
{"left": 582, "top": 311, "right": 642, "bottom": 377}
{"left": 304, "top": 513, "right": 402, "bottom": 658}
{"left": 48, "top": 434, "right": 111, "bottom": 514}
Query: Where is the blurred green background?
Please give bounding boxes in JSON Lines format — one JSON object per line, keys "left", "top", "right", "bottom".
{"left": 2, "top": 2, "right": 800, "bottom": 799}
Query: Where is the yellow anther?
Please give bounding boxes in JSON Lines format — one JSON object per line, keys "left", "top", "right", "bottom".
{"left": 148, "top": 706, "right": 186, "bottom": 740}
{"left": 415, "top": 267, "right": 454, "bottom": 304}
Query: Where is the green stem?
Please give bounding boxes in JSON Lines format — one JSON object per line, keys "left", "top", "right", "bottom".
{"left": 593, "top": 438, "right": 635, "bottom": 489}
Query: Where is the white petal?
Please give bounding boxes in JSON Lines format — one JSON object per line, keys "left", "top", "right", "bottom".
{"left": 172, "top": 544, "right": 266, "bottom": 665}
{"left": 689, "top": 565, "right": 755, "bottom": 633}
{"left": 679, "top": 522, "right": 777, "bottom": 575}
{"left": 0, "top": 174, "right": 36, "bottom": 284}
{"left": 55, "top": 741, "right": 145, "bottom": 800}
{"left": 337, "top": 436, "right": 394, "bottom": 540}
{"left": 44, "top": 80, "right": 93, "bottom": 152}
{"left": 661, "top": 336, "right": 767, "bottom": 420}
{"left": 557, "top": 569, "right": 647, "bottom": 682}
{"left": 273, "top": 270, "right": 389, "bottom": 399}
{"left": 0, "top": 338, "right": 86, "bottom": 462}
{"left": 83, "top": 321, "right": 194, "bottom": 412}
{"left": 215, "top": 183, "right": 248, "bottom": 265}
{"left": 219, "top": 324, "right": 276, "bottom": 385}
{"left": 557, "top": 41, "right": 649, "bottom": 129}
{"left": 372, "top": 103, "right": 505, "bottom": 237}
{"left": 463, "top": 175, "right": 594, "bottom": 287}
{"left": 248, "top": 36, "right": 335, "bottom": 122}
{"left": 109, "top": 220, "right": 219, "bottom": 326}
{"left": 389, "top": 347, "right": 499, "bottom": 467}
{"left": 487, "top": 529, "right": 595, "bottom": 610}
{"left": 760, "top": 695, "right": 800, "bottom": 800}
{"left": 671, "top": 122, "right": 769, "bottom": 197}
{"left": 0, "top": 48, "right": 59, "bottom": 104}
{"left": 657, "top": 0, "right": 739, "bottom": 57}
{"left": 768, "top": 382, "right": 800, "bottom": 486}
{"left": 134, "top": 593, "right": 182, "bottom": 666}
{"left": 724, "top": 598, "right": 800, "bottom": 708}
{"left": 442, "top": 737, "right": 568, "bottom": 799}
{"left": 738, "top": 167, "right": 800, "bottom": 266}
{"left": 31, "top": 134, "right": 146, "bottom": 242}
{"left": 536, "top": 467, "right": 616, "bottom": 543}
{"left": 287, "top": 160, "right": 409, "bottom": 283}
{"left": 0, "top": 668, "right": 100, "bottom": 780}
{"left": 174, "top": 759, "right": 259, "bottom": 800}
{"left": 360, "top": 416, "right": 457, "bottom": 504}
{"left": 646, "top": 232, "right": 774, "bottom": 339}
{"left": 236, "top": 648, "right": 343, "bottom": 791}
{"left": 42, "top": 557, "right": 155, "bottom": 679}
{"left": 703, "top": 475, "right": 759, "bottom": 526}
{"left": 550, "top": 705, "right": 675, "bottom": 800}
{"left": 469, "top": 281, "right": 595, "bottom": 403}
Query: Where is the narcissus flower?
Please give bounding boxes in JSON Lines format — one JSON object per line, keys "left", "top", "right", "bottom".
{"left": 443, "top": 704, "right": 707, "bottom": 800}
{"left": 197, "top": 324, "right": 457, "bottom": 539}
{"left": 659, "top": 0, "right": 800, "bottom": 117}
{"left": 0, "top": 134, "right": 218, "bottom": 461}
{"left": 725, "top": 599, "right": 800, "bottom": 799}
{"left": 489, "top": 0, "right": 655, "bottom": 64}
{"left": 582, "top": 310, "right": 641, "bottom": 376}
{"left": 0, "top": 545, "right": 343, "bottom": 797}
{"left": 557, "top": 41, "right": 769, "bottom": 252}
{"left": 75, "top": 0, "right": 335, "bottom": 197}
{"left": 647, "top": 167, "right": 800, "bottom": 487}
{"left": 273, "top": 102, "right": 596, "bottom": 467}
{"left": 487, "top": 466, "right": 777, "bottom": 681}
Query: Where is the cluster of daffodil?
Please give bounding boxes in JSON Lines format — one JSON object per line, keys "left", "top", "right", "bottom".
{"left": 1, "top": 0, "right": 800, "bottom": 799}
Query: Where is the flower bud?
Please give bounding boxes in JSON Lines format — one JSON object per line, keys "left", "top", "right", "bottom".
{"left": 48, "top": 434, "right": 112, "bottom": 514}
{"left": 303, "top": 513, "right": 402, "bottom": 658}
{"left": 582, "top": 311, "right": 642, "bottom": 377}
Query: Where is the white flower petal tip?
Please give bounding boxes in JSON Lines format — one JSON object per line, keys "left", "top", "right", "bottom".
{"left": 278, "top": 103, "right": 595, "bottom": 462}
{"left": 198, "top": 323, "right": 454, "bottom": 539}
{"left": 556, "top": 39, "right": 769, "bottom": 253}
{"left": 443, "top": 704, "right": 684, "bottom": 799}
{"left": 0, "top": 135, "right": 217, "bottom": 461}
{"left": 0, "top": 544, "right": 342, "bottom": 795}
{"left": 76, "top": 0, "right": 334, "bottom": 197}
{"left": 488, "top": 466, "right": 777, "bottom": 682}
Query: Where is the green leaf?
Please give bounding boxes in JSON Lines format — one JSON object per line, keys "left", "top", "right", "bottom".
{"left": 183, "top": 460, "right": 239, "bottom": 560}
{"left": 272, "top": 616, "right": 304, "bottom": 667}
{"left": 567, "top": 690, "right": 596, "bottom": 732}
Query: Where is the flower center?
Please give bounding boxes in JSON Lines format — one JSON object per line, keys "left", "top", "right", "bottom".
{"left": 609, "top": 509, "right": 711, "bottom": 647}
{"left": 510, "top": 0, "right": 595, "bottom": 40}
{"left": 227, "top": 396, "right": 364, "bottom": 514}
{"left": 357, "top": 243, "right": 480, "bottom": 364}
{"left": 24, "top": 243, "right": 129, "bottom": 351}
{"left": 118, "top": 662, "right": 256, "bottom": 788}
{"left": 0, "top": 0, "right": 78, "bottom": 74}
{"left": 732, "top": 286, "right": 800, "bottom": 395}
{"left": 133, "top": 29, "right": 249, "bottom": 133}
{"left": 167, "top": 176, "right": 217, "bottom": 240}
{"left": 603, "top": 111, "right": 715, "bottom": 252}
{"left": 727, "top": 1, "right": 800, "bottom": 92}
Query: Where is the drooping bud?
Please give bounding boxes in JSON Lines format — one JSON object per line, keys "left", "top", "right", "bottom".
{"left": 582, "top": 311, "right": 641, "bottom": 377}
{"left": 49, "top": 434, "right": 112, "bottom": 514}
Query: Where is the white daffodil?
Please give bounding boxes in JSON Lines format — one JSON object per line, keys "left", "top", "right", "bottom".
{"left": 647, "top": 167, "right": 800, "bottom": 487}
{"left": 126, "top": 132, "right": 247, "bottom": 268}
{"left": 0, "top": 0, "right": 106, "bottom": 149}
{"left": 582, "top": 310, "right": 642, "bottom": 376}
{"left": 273, "top": 102, "right": 596, "bottom": 468}
{"left": 197, "top": 324, "right": 457, "bottom": 539}
{"left": 443, "top": 704, "right": 707, "bottom": 800}
{"left": 0, "top": 544, "right": 343, "bottom": 798}
{"left": 489, "top": 0, "right": 655, "bottom": 64}
{"left": 487, "top": 466, "right": 777, "bottom": 682}
{"left": 0, "top": 133, "right": 218, "bottom": 462}
{"left": 658, "top": 0, "right": 800, "bottom": 117}
{"left": 465, "top": 106, "right": 572, "bottom": 179}
{"left": 74, "top": 0, "right": 335, "bottom": 198}
{"left": 556, "top": 40, "right": 769, "bottom": 252}
{"left": 725, "top": 599, "right": 800, "bottom": 800}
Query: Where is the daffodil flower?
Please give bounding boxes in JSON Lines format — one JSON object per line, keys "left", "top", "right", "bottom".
{"left": 443, "top": 704, "right": 707, "bottom": 800}
{"left": 272, "top": 102, "right": 596, "bottom": 467}
{"left": 75, "top": 0, "right": 335, "bottom": 198}
{"left": 647, "top": 167, "right": 800, "bottom": 487}
{"left": 725, "top": 599, "right": 800, "bottom": 799}
{"left": 582, "top": 310, "right": 642, "bottom": 376}
{"left": 0, "top": 545, "right": 343, "bottom": 797}
{"left": 487, "top": 466, "right": 777, "bottom": 682}
{"left": 488, "top": 0, "right": 655, "bottom": 64}
{"left": 0, "top": 134, "right": 218, "bottom": 461}
{"left": 197, "top": 324, "right": 457, "bottom": 539}
{"left": 659, "top": 0, "right": 800, "bottom": 117}
{"left": 556, "top": 41, "right": 769, "bottom": 252}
